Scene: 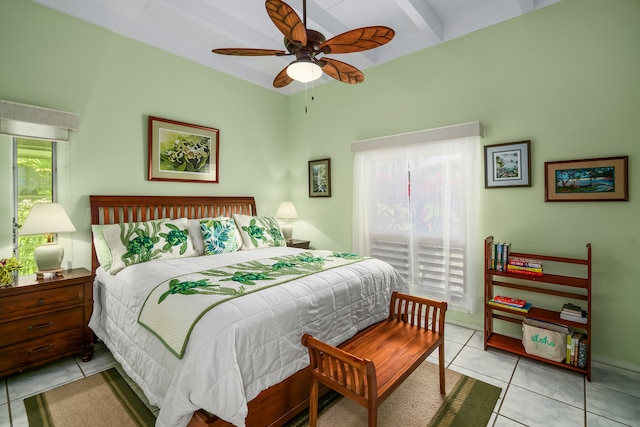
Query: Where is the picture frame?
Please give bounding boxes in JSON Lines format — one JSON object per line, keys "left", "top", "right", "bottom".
{"left": 308, "top": 158, "right": 331, "bottom": 197}
{"left": 484, "top": 141, "right": 531, "bottom": 188}
{"left": 544, "top": 156, "right": 628, "bottom": 202}
{"left": 148, "top": 116, "right": 219, "bottom": 183}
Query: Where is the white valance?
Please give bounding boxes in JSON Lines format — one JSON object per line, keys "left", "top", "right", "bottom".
{"left": 0, "top": 99, "right": 79, "bottom": 141}
{"left": 352, "top": 121, "right": 482, "bottom": 152}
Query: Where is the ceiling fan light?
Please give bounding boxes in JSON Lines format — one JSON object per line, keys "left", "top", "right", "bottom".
{"left": 287, "top": 60, "right": 322, "bottom": 83}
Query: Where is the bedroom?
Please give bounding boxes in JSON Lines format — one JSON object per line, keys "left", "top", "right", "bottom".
{"left": 0, "top": 0, "right": 638, "bottom": 425}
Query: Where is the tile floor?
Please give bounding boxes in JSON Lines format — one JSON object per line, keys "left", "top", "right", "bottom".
{"left": 1, "top": 324, "right": 639, "bottom": 427}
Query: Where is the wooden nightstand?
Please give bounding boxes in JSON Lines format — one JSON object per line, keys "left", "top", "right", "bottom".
{"left": 0, "top": 268, "right": 95, "bottom": 377}
{"left": 286, "top": 239, "right": 310, "bottom": 249}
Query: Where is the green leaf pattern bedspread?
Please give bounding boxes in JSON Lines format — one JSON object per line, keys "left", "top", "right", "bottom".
{"left": 138, "top": 251, "right": 368, "bottom": 358}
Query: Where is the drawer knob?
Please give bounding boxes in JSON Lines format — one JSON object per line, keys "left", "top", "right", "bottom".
{"left": 38, "top": 298, "right": 44, "bottom": 306}
{"left": 29, "top": 344, "right": 54, "bottom": 354}
{"left": 28, "top": 322, "right": 53, "bottom": 331}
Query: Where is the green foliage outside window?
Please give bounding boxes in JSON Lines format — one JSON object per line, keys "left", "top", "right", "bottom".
{"left": 16, "top": 139, "right": 53, "bottom": 276}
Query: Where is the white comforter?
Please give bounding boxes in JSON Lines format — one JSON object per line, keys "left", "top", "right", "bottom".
{"left": 89, "top": 247, "right": 408, "bottom": 427}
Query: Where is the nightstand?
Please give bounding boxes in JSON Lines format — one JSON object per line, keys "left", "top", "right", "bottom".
{"left": 0, "top": 268, "right": 95, "bottom": 377}
{"left": 286, "top": 239, "right": 310, "bottom": 249}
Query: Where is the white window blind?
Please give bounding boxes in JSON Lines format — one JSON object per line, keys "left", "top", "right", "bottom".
{"left": 0, "top": 100, "right": 79, "bottom": 141}
{"left": 352, "top": 122, "right": 481, "bottom": 313}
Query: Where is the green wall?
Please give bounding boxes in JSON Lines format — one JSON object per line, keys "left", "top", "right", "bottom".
{"left": 1, "top": 0, "right": 638, "bottom": 370}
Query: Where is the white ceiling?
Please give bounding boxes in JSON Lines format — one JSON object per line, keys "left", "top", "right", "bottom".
{"left": 33, "top": 0, "right": 561, "bottom": 94}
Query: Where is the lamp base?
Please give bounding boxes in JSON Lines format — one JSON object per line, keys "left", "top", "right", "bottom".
{"left": 34, "top": 242, "right": 64, "bottom": 272}
{"left": 281, "top": 223, "right": 293, "bottom": 240}
{"left": 35, "top": 268, "right": 64, "bottom": 280}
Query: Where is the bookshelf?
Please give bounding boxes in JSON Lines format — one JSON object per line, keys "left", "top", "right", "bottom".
{"left": 483, "top": 236, "right": 592, "bottom": 381}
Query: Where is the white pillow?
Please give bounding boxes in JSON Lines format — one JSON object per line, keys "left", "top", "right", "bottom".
{"left": 91, "top": 224, "right": 112, "bottom": 271}
{"left": 233, "top": 214, "right": 286, "bottom": 250}
{"left": 103, "top": 217, "right": 197, "bottom": 274}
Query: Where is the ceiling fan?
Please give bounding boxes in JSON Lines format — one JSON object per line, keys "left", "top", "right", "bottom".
{"left": 212, "top": 0, "right": 395, "bottom": 88}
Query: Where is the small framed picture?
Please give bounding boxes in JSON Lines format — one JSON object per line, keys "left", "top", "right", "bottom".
{"left": 308, "top": 158, "right": 331, "bottom": 197}
{"left": 148, "top": 116, "right": 219, "bottom": 183}
{"left": 544, "top": 156, "right": 628, "bottom": 202}
{"left": 484, "top": 141, "right": 531, "bottom": 188}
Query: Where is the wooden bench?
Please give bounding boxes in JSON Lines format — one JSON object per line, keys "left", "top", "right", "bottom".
{"left": 301, "top": 291, "right": 447, "bottom": 427}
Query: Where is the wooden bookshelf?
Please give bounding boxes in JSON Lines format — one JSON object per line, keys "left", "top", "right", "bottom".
{"left": 484, "top": 236, "right": 592, "bottom": 381}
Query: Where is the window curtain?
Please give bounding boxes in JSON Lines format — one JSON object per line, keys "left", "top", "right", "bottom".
{"left": 0, "top": 99, "right": 79, "bottom": 141}
{"left": 352, "top": 122, "right": 481, "bottom": 313}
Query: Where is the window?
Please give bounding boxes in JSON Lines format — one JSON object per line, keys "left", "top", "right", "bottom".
{"left": 14, "top": 138, "right": 56, "bottom": 276}
{"left": 352, "top": 123, "right": 481, "bottom": 313}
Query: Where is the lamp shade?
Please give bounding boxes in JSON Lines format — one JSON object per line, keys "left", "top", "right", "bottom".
{"left": 276, "top": 202, "right": 299, "bottom": 219}
{"left": 286, "top": 60, "right": 322, "bottom": 83}
{"left": 20, "top": 203, "right": 76, "bottom": 236}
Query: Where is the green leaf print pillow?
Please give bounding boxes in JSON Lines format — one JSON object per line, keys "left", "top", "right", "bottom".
{"left": 233, "top": 214, "right": 286, "bottom": 250}
{"left": 200, "top": 217, "right": 242, "bottom": 255}
{"left": 102, "top": 217, "right": 197, "bottom": 274}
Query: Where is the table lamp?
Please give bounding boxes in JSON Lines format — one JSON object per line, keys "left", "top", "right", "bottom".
{"left": 19, "top": 203, "right": 76, "bottom": 279}
{"left": 276, "top": 201, "right": 298, "bottom": 240}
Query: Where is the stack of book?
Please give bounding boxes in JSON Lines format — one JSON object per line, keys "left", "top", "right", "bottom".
{"left": 560, "top": 302, "right": 587, "bottom": 324}
{"left": 488, "top": 295, "right": 532, "bottom": 313}
{"left": 490, "top": 242, "right": 511, "bottom": 271}
{"left": 566, "top": 331, "right": 588, "bottom": 368}
{"left": 507, "top": 256, "right": 543, "bottom": 276}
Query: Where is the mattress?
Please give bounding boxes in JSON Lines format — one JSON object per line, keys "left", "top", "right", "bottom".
{"left": 88, "top": 247, "right": 408, "bottom": 427}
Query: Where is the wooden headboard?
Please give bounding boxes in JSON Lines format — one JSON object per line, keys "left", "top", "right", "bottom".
{"left": 89, "top": 195, "right": 257, "bottom": 273}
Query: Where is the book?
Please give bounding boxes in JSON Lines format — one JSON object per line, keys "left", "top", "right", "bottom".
{"left": 566, "top": 332, "right": 574, "bottom": 364}
{"left": 508, "top": 256, "right": 543, "bottom": 268}
{"left": 492, "top": 295, "right": 526, "bottom": 307}
{"left": 571, "top": 333, "right": 583, "bottom": 366}
{"left": 496, "top": 243, "right": 504, "bottom": 271}
{"left": 488, "top": 300, "right": 532, "bottom": 313}
{"left": 577, "top": 336, "right": 588, "bottom": 369}
{"left": 561, "top": 303, "right": 583, "bottom": 316}
{"left": 506, "top": 266, "right": 543, "bottom": 277}
{"left": 507, "top": 264, "right": 543, "bottom": 273}
{"left": 560, "top": 311, "right": 587, "bottom": 324}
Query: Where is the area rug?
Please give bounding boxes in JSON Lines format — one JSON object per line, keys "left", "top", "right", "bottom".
{"left": 23, "top": 367, "right": 156, "bottom": 427}
{"left": 286, "top": 361, "right": 501, "bottom": 427}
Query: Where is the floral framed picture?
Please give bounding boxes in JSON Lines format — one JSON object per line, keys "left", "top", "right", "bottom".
{"left": 544, "top": 156, "right": 628, "bottom": 202}
{"left": 308, "top": 158, "right": 331, "bottom": 197}
{"left": 148, "top": 116, "right": 219, "bottom": 183}
{"left": 484, "top": 141, "right": 531, "bottom": 188}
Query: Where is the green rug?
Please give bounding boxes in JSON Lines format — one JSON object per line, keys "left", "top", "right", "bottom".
{"left": 23, "top": 368, "right": 156, "bottom": 427}
{"left": 286, "top": 361, "right": 501, "bottom": 427}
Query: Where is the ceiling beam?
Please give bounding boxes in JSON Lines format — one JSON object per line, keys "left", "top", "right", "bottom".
{"left": 396, "top": 0, "right": 443, "bottom": 42}
{"left": 518, "top": 0, "right": 535, "bottom": 14}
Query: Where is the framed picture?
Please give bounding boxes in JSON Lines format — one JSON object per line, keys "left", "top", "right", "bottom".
{"left": 308, "top": 158, "right": 331, "bottom": 197}
{"left": 148, "top": 116, "right": 219, "bottom": 183}
{"left": 544, "top": 156, "right": 628, "bottom": 202}
{"left": 484, "top": 141, "right": 531, "bottom": 188}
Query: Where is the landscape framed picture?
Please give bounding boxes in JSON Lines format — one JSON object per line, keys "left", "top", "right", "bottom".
{"left": 544, "top": 156, "right": 628, "bottom": 202}
{"left": 308, "top": 158, "right": 331, "bottom": 197}
{"left": 148, "top": 116, "right": 219, "bottom": 183}
{"left": 484, "top": 141, "right": 531, "bottom": 188}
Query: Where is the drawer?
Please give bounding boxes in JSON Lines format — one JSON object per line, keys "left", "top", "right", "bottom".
{"left": 0, "top": 329, "right": 83, "bottom": 374}
{"left": 0, "top": 284, "right": 83, "bottom": 320}
{"left": 0, "top": 307, "right": 83, "bottom": 347}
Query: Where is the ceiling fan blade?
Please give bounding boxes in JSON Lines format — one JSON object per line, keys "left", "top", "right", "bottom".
{"left": 273, "top": 66, "right": 294, "bottom": 88}
{"left": 265, "top": 0, "right": 307, "bottom": 46}
{"left": 320, "top": 26, "right": 395, "bottom": 54}
{"left": 321, "top": 58, "right": 364, "bottom": 84}
{"left": 212, "top": 48, "right": 287, "bottom": 56}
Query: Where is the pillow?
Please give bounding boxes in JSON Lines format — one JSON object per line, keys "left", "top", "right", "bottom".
{"left": 91, "top": 224, "right": 112, "bottom": 271}
{"left": 233, "top": 214, "right": 286, "bottom": 250}
{"left": 200, "top": 217, "right": 242, "bottom": 255}
{"left": 102, "top": 217, "right": 197, "bottom": 274}
{"left": 188, "top": 219, "right": 205, "bottom": 255}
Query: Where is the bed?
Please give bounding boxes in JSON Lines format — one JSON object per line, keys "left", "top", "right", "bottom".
{"left": 88, "top": 195, "right": 408, "bottom": 427}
